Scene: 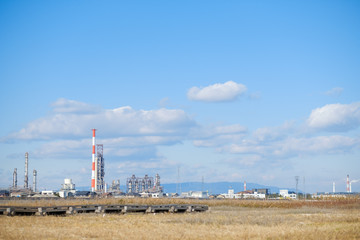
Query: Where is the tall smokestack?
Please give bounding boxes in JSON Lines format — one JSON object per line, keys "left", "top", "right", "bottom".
{"left": 333, "top": 181, "right": 335, "bottom": 193}
{"left": 347, "top": 175, "right": 350, "bottom": 193}
{"left": 33, "top": 170, "right": 37, "bottom": 192}
{"left": 24, "top": 152, "right": 29, "bottom": 189}
{"left": 91, "top": 129, "right": 96, "bottom": 192}
{"left": 13, "top": 168, "right": 17, "bottom": 188}
{"left": 244, "top": 181, "right": 246, "bottom": 191}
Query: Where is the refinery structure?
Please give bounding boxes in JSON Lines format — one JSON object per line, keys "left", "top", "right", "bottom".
{"left": 126, "top": 174, "right": 163, "bottom": 194}
{"left": 1, "top": 130, "right": 166, "bottom": 198}
{"left": 1, "top": 129, "right": 359, "bottom": 199}
{"left": 12, "top": 152, "right": 38, "bottom": 192}
{"left": 91, "top": 129, "right": 105, "bottom": 193}
{"left": 6, "top": 152, "right": 39, "bottom": 197}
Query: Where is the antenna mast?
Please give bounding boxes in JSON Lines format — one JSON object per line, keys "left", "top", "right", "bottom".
{"left": 295, "top": 176, "right": 299, "bottom": 200}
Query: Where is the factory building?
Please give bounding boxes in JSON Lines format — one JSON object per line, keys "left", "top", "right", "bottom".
{"left": 279, "top": 189, "right": 296, "bottom": 199}
{"left": 312, "top": 192, "right": 359, "bottom": 199}
{"left": 126, "top": 174, "right": 163, "bottom": 194}
{"left": 95, "top": 144, "right": 105, "bottom": 192}
{"left": 59, "top": 179, "right": 76, "bottom": 198}
{"left": 180, "top": 191, "right": 209, "bottom": 199}
{"left": 109, "top": 180, "right": 121, "bottom": 193}
{"left": 220, "top": 188, "right": 268, "bottom": 199}
{"left": 8, "top": 152, "right": 38, "bottom": 197}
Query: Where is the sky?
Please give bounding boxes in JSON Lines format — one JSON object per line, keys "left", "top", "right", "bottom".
{"left": 0, "top": 0, "right": 359, "bottom": 193}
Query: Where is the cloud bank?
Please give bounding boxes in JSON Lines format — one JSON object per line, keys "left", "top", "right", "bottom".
{"left": 2, "top": 99, "right": 198, "bottom": 160}
{"left": 187, "top": 81, "right": 247, "bottom": 102}
{"left": 2, "top": 98, "right": 359, "bottom": 172}
{"left": 190, "top": 102, "right": 360, "bottom": 166}
{"left": 4, "top": 100, "right": 196, "bottom": 141}
{"left": 307, "top": 102, "right": 360, "bottom": 132}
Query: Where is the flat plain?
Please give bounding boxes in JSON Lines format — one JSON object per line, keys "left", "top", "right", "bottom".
{"left": 1, "top": 198, "right": 359, "bottom": 239}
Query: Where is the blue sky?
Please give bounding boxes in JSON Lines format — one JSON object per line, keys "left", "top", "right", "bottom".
{"left": 1, "top": 0, "right": 359, "bottom": 193}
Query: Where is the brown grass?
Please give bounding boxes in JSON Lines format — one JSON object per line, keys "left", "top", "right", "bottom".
{"left": 1, "top": 199, "right": 360, "bottom": 239}
{"left": 1, "top": 197, "right": 360, "bottom": 209}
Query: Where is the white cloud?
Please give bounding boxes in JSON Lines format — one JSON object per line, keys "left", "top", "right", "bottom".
{"left": 272, "top": 135, "right": 359, "bottom": 157}
{"left": 214, "top": 124, "right": 247, "bottom": 135}
{"left": 225, "top": 142, "right": 270, "bottom": 155}
{"left": 1, "top": 99, "right": 198, "bottom": 161}
{"left": 192, "top": 123, "right": 247, "bottom": 138}
{"left": 187, "top": 81, "right": 247, "bottom": 102}
{"left": 223, "top": 155, "right": 262, "bottom": 166}
{"left": 33, "top": 139, "right": 90, "bottom": 158}
{"left": 194, "top": 134, "right": 245, "bottom": 148}
{"left": 191, "top": 123, "right": 247, "bottom": 147}
{"left": 253, "top": 121, "right": 294, "bottom": 142}
{"left": 325, "top": 87, "right": 343, "bottom": 97}
{"left": 199, "top": 120, "right": 360, "bottom": 164}
{"left": 307, "top": 102, "right": 360, "bottom": 132}
{"left": 3, "top": 99, "right": 196, "bottom": 141}
{"left": 102, "top": 136, "right": 182, "bottom": 148}
{"left": 32, "top": 135, "right": 184, "bottom": 159}
{"left": 223, "top": 135, "right": 359, "bottom": 159}
{"left": 3, "top": 98, "right": 360, "bottom": 175}
{"left": 188, "top": 115, "right": 359, "bottom": 169}
{"left": 52, "top": 98, "right": 102, "bottom": 114}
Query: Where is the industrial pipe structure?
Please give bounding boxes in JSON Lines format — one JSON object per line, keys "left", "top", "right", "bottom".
{"left": 24, "top": 152, "right": 29, "bottom": 189}
{"left": 33, "top": 170, "right": 37, "bottom": 192}
{"left": 13, "top": 168, "right": 17, "bottom": 188}
{"left": 126, "top": 174, "right": 161, "bottom": 193}
{"left": 95, "top": 144, "right": 105, "bottom": 192}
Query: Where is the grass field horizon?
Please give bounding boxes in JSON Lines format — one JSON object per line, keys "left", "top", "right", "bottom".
{"left": 1, "top": 198, "right": 359, "bottom": 239}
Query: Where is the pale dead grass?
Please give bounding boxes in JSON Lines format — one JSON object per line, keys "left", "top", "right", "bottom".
{"left": 1, "top": 201, "right": 360, "bottom": 240}
{"left": 1, "top": 197, "right": 360, "bottom": 209}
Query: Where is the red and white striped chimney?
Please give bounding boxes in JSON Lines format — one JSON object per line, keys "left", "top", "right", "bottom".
{"left": 91, "top": 129, "right": 96, "bottom": 192}
{"left": 346, "top": 174, "right": 350, "bottom": 193}
{"left": 244, "top": 181, "right": 246, "bottom": 191}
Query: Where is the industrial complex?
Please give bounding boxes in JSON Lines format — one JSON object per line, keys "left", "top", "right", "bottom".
{"left": 1, "top": 129, "right": 359, "bottom": 199}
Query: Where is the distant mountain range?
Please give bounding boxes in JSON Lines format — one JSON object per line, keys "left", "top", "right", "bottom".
{"left": 77, "top": 181, "right": 298, "bottom": 194}
{"left": 161, "top": 182, "right": 293, "bottom": 194}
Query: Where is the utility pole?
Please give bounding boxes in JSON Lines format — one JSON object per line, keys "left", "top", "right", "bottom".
{"left": 295, "top": 176, "right": 299, "bottom": 200}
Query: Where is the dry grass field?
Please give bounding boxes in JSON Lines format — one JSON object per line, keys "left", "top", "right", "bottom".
{"left": 1, "top": 198, "right": 360, "bottom": 239}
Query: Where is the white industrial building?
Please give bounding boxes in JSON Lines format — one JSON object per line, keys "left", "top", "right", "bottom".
{"left": 220, "top": 189, "right": 266, "bottom": 199}
{"left": 221, "top": 189, "right": 236, "bottom": 198}
{"left": 241, "top": 191, "right": 266, "bottom": 199}
{"left": 58, "top": 179, "right": 76, "bottom": 198}
{"left": 180, "top": 191, "right": 209, "bottom": 199}
{"left": 41, "top": 190, "right": 56, "bottom": 196}
{"left": 279, "top": 189, "right": 296, "bottom": 199}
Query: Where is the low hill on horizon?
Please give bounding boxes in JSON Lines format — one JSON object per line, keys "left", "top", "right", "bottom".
{"left": 161, "top": 181, "right": 289, "bottom": 194}
{"left": 77, "top": 181, "right": 298, "bottom": 194}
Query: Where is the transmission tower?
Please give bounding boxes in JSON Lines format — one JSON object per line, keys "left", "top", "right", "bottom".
{"left": 295, "top": 176, "right": 299, "bottom": 200}
{"left": 303, "top": 176, "right": 306, "bottom": 201}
